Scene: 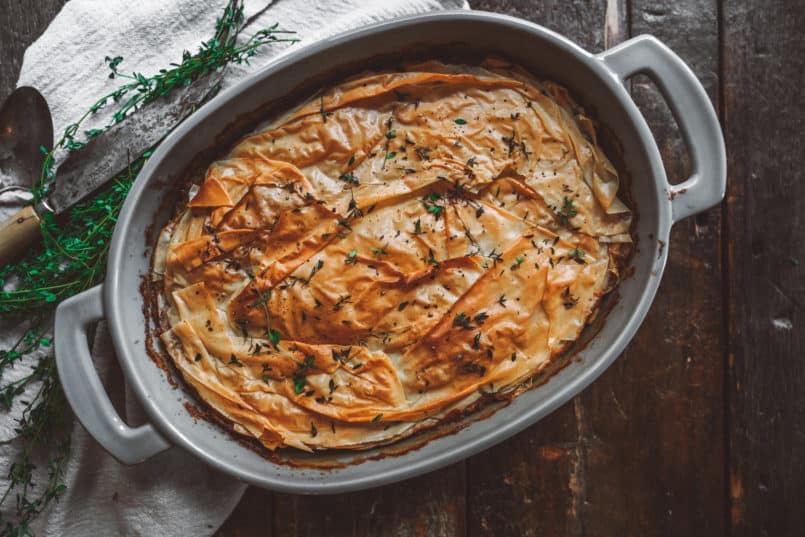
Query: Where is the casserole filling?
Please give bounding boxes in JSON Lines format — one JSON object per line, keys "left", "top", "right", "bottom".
{"left": 152, "top": 59, "right": 632, "bottom": 452}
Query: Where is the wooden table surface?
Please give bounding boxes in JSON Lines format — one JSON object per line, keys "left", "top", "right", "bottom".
{"left": 2, "top": 0, "right": 803, "bottom": 535}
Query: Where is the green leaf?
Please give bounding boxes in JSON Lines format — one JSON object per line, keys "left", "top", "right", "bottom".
{"left": 0, "top": 7, "right": 299, "bottom": 532}
{"left": 454, "top": 118, "right": 467, "bottom": 125}
{"left": 269, "top": 329, "right": 280, "bottom": 345}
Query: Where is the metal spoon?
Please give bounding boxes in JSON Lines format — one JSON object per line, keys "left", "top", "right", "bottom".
{"left": 0, "top": 87, "right": 53, "bottom": 197}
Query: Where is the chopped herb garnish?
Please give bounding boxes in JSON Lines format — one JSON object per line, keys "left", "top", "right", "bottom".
{"left": 339, "top": 172, "right": 359, "bottom": 185}
{"left": 347, "top": 195, "right": 363, "bottom": 219}
{"left": 398, "top": 301, "right": 409, "bottom": 311}
{"left": 426, "top": 204, "right": 443, "bottom": 217}
{"left": 385, "top": 129, "right": 396, "bottom": 139}
{"left": 293, "top": 355, "right": 316, "bottom": 394}
{"left": 415, "top": 146, "right": 431, "bottom": 161}
{"left": 385, "top": 152, "right": 396, "bottom": 159}
{"left": 502, "top": 132, "right": 517, "bottom": 155}
{"left": 511, "top": 256, "right": 525, "bottom": 270}
{"left": 348, "top": 154, "right": 356, "bottom": 166}
{"left": 423, "top": 192, "right": 444, "bottom": 219}
{"left": 558, "top": 196, "right": 578, "bottom": 225}
{"left": 300, "top": 259, "right": 324, "bottom": 286}
{"left": 473, "top": 311, "right": 489, "bottom": 324}
{"left": 562, "top": 287, "right": 579, "bottom": 309}
{"left": 371, "top": 244, "right": 389, "bottom": 257}
{"left": 498, "top": 294, "right": 507, "bottom": 307}
{"left": 249, "top": 288, "right": 271, "bottom": 308}
{"left": 229, "top": 354, "right": 243, "bottom": 367}
{"left": 413, "top": 218, "right": 423, "bottom": 235}
{"left": 310, "top": 422, "right": 318, "bottom": 437}
{"left": 454, "top": 118, "right": 467, "bottom": 125}
{"left": 568, "top": 248, "right": 586, "bottom": 264}
{"left": 268, "top": 329, "right": 280, "bottom": 345}
{"left": 462, "top": 362, "right": 487, "bottom": 376}
{"left": 248, "top": 281, "right": 276, "bottom": 342}
{"left": 372, "top": 413, "right": 383, "bottom": 423}
{"left": 472, "top": 332, "right": 481, "bottom": 350}
{"left": 345, "top": 249, "right": 358, "bottom": 264}
{"left": 333, "top": 294, "right": 352, "bottom": 311}
{"left": 453, "top": 312, "right": 472, "bottom": 330}
{"left": 486, "top": 249, "right": 503, "bottom": 264}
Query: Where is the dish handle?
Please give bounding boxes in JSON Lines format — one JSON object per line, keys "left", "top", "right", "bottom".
{"left": 598, "top": 35, "right": 727, "bottom": 223}
{"left": 55, "top": 285, "right": 171, "bottom": 464}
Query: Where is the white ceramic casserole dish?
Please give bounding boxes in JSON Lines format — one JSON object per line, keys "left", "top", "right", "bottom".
{"left": 54, "top": 11, "right": 725, "bottom": 493}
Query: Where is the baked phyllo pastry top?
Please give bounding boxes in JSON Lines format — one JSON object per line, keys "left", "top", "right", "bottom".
{"left": 152, "top": 59, "right": 632, "bottom": 452}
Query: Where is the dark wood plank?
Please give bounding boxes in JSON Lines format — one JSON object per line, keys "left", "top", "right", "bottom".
{"left": 0, "top": 3, "right": 737, "bottom": 537}
{"left": 572, "top": 1, "right": 725, "bottom": 535}
{"left": 467, "top": 402, "right": 585, "bottom": 535}
{"left": 273, "top": 463, "right": 466, "bottom": 537}
{"left": 724, "top": 1, "right": 805, "bottom": 535}
{"left": 216, "top": 487, "right": 273, "bottom": 537}
{"left": 0, "top": 0, "right": 68, "bottom": 103}
{"left": 467, "top": 1, "right": 725, "bottom": 536}
{"left": 465, "top": 2, "right": 629, "bottom": 536}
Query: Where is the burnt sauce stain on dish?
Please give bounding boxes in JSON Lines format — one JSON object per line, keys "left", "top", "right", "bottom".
{"left": 141, "top": 48, "right": 636, "bottom": 467}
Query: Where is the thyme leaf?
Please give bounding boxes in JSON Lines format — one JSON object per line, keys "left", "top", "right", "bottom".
{"left": 0, "top": 3, "right": 296, "bottom": 529}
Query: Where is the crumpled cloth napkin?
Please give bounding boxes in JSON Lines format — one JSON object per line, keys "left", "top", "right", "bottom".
{"left": 0, "top": 0, "right": 468, "bottom": 535}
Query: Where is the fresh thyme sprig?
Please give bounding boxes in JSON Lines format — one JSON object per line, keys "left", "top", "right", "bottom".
{"left": 0, "top": 2, "right": 295, "bottom": 533}
{"left": 1, "top": 2, "right": 296, "bottom": 314}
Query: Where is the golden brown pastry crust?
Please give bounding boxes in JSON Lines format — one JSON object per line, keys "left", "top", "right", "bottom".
{"left": 152, "top": 58, "right": 632, "bottom": 452}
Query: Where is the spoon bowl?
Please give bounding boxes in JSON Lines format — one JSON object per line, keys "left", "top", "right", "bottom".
{"left": 0, "top": 87, "right": 53, "bottom": 195}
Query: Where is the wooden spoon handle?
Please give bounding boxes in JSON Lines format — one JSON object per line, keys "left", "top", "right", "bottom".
{"left": 0, "top": 205, "right": 41, "bottom": 266}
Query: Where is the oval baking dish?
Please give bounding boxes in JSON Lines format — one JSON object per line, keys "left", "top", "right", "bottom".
{"left": 54, "top": 10, "right": 726, "bottom": 493}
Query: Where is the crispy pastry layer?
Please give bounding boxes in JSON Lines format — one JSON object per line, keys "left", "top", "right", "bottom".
{"left": 153, "top": 59, "right": 632, "bottom": 452}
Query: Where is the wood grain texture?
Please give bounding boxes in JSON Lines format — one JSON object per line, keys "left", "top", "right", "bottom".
{"left": 468, "top": 1, "right": 725, "bottom": 536}
{"left": 466, "top": 2, "right": 628, "bottom": 536}
{"left": 4, "top": 1, "right": 803, "bottom": 536}
{"left": 216, "top": 487, "right": 273, "bottom": 537}
{"left": 724, "top": 1, "right": 805, "bottom": 535}
{"left": 271, "top": 464, "right": 465, "bottom": 537}
{"left": 571, "top": 1, "right": 726, "bottom": 535}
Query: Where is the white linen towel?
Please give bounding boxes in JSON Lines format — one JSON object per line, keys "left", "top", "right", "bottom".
{"left": 0, "top": 0, "right": 468, "bottom": 535}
